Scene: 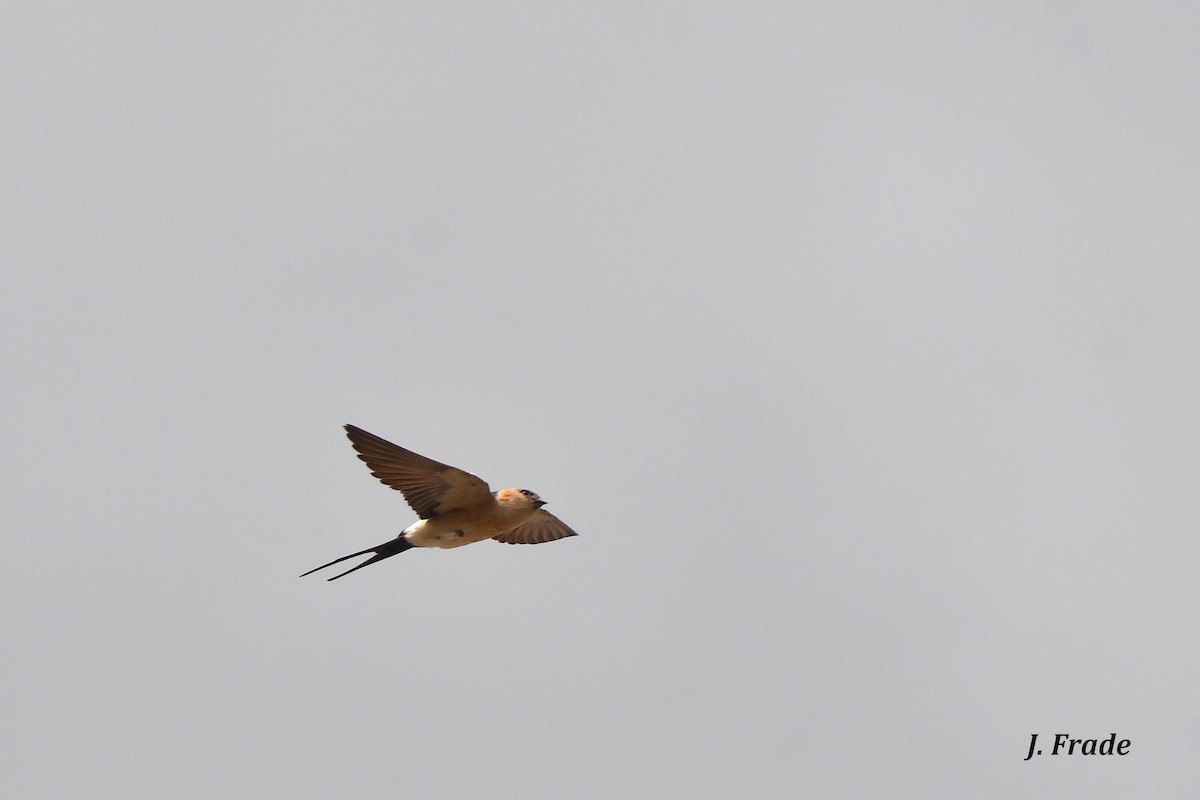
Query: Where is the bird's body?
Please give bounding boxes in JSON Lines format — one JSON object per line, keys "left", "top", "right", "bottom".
{"left": 400, "top": 491, "right": 543, "bottom": 548}
{"left": 301, "top": 425, "right": 577, "bottom": 580}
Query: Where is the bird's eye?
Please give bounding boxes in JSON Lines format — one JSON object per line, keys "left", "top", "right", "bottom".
{"left": 520, "top": 489, "right": 533, "bottom": 497}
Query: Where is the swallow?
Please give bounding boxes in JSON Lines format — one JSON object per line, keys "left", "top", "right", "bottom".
{"left": 301, "top": 424, "right": 578, "bottom": 580}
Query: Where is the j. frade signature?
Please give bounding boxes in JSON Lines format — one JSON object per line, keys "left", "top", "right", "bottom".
{"left": 1024, "top": 733, "right": 1130, "bottom": 761}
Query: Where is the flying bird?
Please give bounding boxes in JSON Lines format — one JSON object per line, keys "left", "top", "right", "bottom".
{"left": 301, "top": 424, "right": 578, "bottom": 580}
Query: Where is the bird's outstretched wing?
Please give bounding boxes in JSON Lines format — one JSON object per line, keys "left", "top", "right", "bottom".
{"left": 493, "top": 509, "right": 579, "bottom": 544}
{"left": 344, "top": 424, "right": 491, "bottom": 518}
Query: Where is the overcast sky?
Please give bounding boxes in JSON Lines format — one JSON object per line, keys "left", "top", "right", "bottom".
{"left": 4, "top": 2, "right": 1199, "bottom": 797}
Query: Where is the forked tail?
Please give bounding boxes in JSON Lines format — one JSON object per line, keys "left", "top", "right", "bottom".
{"left": 299, "top": 536, "right": 415, "bottom": 581}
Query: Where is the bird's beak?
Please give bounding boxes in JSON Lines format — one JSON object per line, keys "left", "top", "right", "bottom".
{"left": 534, "top": 500, "right": 548, "bottom": 508}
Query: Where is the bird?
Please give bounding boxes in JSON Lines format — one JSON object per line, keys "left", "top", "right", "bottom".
{"left": 301, "top": 424, "right": 578, "bottom": 580}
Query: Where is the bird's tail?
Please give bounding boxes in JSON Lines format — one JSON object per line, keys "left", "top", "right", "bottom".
{"left": 299, "top": 536, "right": 415, "bottom": 581}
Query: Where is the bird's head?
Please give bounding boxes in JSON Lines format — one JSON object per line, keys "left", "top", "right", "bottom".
{"left": 495, "top": 487, "right": 547, "bottom": 510}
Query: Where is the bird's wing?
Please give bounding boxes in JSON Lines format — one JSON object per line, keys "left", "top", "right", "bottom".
{"left": 344, "top": 425, "right": 492, "bottom": 518}
{"left": 493, "top": 509, "right": 579, "bottom": 544}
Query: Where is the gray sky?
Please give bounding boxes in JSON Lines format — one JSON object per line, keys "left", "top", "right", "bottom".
{"left": 4, "top": 2, "right": 1199, "bottom": 797}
